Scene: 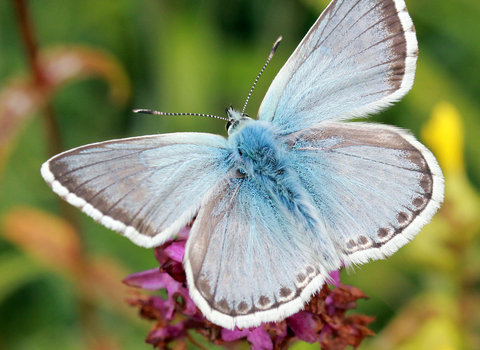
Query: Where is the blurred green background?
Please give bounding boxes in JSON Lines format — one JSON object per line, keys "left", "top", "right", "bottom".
{"left": 1, "top": 0, "right": 479, "bottom": 349}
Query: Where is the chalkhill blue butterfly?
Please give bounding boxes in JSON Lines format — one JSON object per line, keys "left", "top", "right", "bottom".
{"left": 41, "top": 0, "right": 444, "bottom": 329}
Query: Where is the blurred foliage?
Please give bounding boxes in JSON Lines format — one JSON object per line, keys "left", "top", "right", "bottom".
{"left": 0, "top": 0, "right": 479, "bottom": 349}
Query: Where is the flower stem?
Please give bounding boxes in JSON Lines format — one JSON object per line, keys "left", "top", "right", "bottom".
{"left": 13, "top": 0, "right": 63, "bottom": 157}
{"left": 13, "top": 0, "right": 82, "bottom": 243}
{"left": 13, "top": 0, "right": 96, "bottom": 346}
{"left": 185, "top": 333, "right": 209, "bottom": 350}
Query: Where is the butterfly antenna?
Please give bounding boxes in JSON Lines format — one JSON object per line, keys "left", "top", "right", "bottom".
{"left": 241, "top": 36, "right": 282, "bottom": 115}
{"left": 133, "top": 109, "right": 229, "bottom": 121}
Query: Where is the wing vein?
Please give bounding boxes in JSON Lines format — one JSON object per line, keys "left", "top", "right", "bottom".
{"left": 328, "top": 149, "right": 429, "bottom": 173}
{"left": 210, "top": 180, "right": 242, "bottom": 308}
{"left": 56, "top": 149, "right": 146, "bottom": 179}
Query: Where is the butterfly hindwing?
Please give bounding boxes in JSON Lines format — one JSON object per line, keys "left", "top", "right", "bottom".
{"left": 286, "top": 122, "right": 444, "bottom": 264}
{"left": 41, "top": 133, "right": 230, "bottom": 247}
{"left": 184, "top": 172, "right": 342, "bottom": 329}
{"left": 258, "top": 0, "right": 417, "bottom": 134}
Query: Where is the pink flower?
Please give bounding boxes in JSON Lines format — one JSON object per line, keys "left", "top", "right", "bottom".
{"left": 123, "top": 227, "right": 374, "bottom": 350}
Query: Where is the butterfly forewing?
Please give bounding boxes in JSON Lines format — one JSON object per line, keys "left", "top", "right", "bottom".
{"left": 258, "top": 0, "right": 417, "bottom": 133}
{"left": 41, "top": 133, "right": 230, "bottom": 248}
{"left": 286, "top": 122, "right": 443, "bottom": 264}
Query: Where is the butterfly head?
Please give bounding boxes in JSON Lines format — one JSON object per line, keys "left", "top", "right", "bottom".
{"left": 226, "top": 106, "right": 253, "bottom": 135}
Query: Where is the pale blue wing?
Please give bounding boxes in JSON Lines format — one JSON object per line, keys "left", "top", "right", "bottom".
{"left": 184, "top": 172, "right": 342, "bottom": 330}
{"left": 258, "top": 0, "right": 418, "bottom": 134}
{"left": 286, "top": 122, "right": 444, "bottom": 265}
{"left": 41, "top": 133, "right": 231, "bottom": 248}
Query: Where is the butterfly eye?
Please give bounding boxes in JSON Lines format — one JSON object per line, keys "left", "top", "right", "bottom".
{"left": 225, "top": 121, "right": 232, "bottom": 131}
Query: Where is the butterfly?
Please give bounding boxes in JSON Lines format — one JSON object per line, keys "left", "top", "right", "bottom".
{"left": 41, "top": 0, "right": 444, "bottom": 330}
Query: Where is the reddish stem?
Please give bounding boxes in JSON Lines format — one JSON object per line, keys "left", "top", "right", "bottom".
{"left": 13, "top": 0, "right": 63, "bottom": 158}
{"left": 13, "top": 0, "right": 96, "bottom": 345}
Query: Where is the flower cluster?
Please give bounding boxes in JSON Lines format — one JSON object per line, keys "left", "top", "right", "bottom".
{"left": 123, "top": 227, "right": 374, "bottom": 349}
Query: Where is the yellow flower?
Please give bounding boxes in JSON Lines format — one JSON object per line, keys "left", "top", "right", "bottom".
{"left": 422, "top": 102, "right": 464, "bottom": 174}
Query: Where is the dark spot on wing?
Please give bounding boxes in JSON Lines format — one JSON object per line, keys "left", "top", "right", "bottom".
{"left": 280, "top": 287, "right": 293, "bottom": 298}
{"left": 413, "top": 196, "right": 428, "bottom": 211}
{"left": 358, "top": 236, "right": 368, "bottom": 245}
{"left": 346, "top": 239, "right": 356, "bottom": 249}
{"left": 420, "top": 174, "right": 433, "bottom": 193}
{"left": 397, "top": 212, "right": 409, "bottom": 224}
{"left": 236, "top": 301, "right": 249, "bottom": 313}
{"left": 297, "top": 273, "right": 306, "bottom": 283}
{"left": 214, "top": 298, "right": 231, "bottom": 313}
{"left": 258, "top": 295, "right": 271, "bottom": 307}
{"left": 378, "top": 228, "right": 390, "bottom": 239}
